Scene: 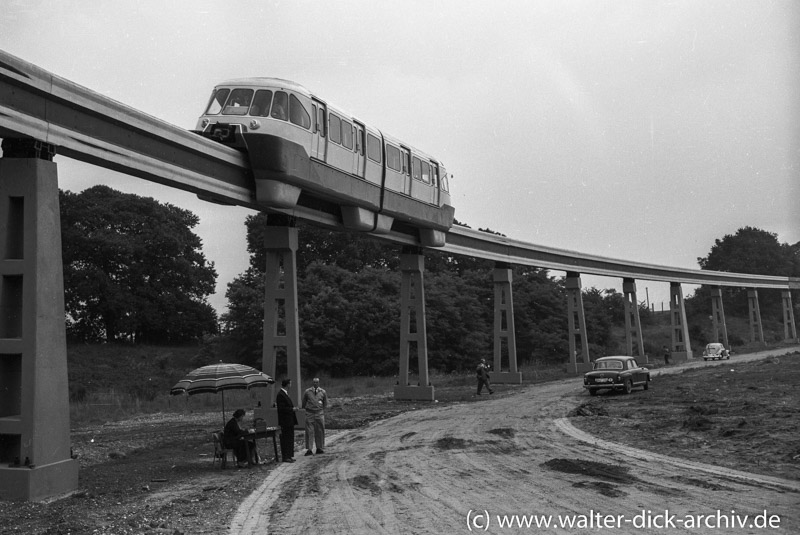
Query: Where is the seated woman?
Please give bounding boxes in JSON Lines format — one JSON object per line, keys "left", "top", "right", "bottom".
{"left": 223, "top": 409, "right": 256, "bottom": 468}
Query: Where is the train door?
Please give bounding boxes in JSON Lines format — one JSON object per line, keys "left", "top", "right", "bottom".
{"left": 432, "top": 163, "right": 441, "bottom": 206}
{"left": 311, "top": 98, "right": 327, "bottom": 161}
{"left": 401, "top": 146, "right": 412, "bottom": 195}
{"left": 353, "top": 121, "right": 366, "bottom": 179}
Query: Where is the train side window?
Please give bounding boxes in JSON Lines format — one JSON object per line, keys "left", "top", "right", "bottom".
{"left": 367, "top": 134, "right": 382, "bottom": 163}
{"left": 205, "top": 88, "right": 230, "bottom": 115}
{"left": 250, "top": 90, "right": 272, "bottom": 117}
{"left": 431, "top": 165, "right": 439, "bottom": 187}
{"left": 441, "top": 172, "right": 450, "bottom": 192}
{"left": 223, "top": 88, "right": 254, "bottom": 115}
{"left": 271, "top": 91, "right": 289, "bottom": 121}
{"left": 289, "top": 94, "right": 311, "bottom": 129}
{"left": 341, "top": 120, "right": 353, "bottom": 150}
{"left": 412, "top": 156, "right": 422, "bottom": 181}
{"left": 420, "top": 161, "right": 430, "bottom": 183}
{"left": 386, "top": 144, "right": 401, "bottom": 171}
{"left": 317, "top": 108, "right": 326, "bottom": 136}
{"left": 329, "top": 113, "right": 341, "bottom": 144}
{"left": 402, "top": 151, "right": 410, "bottom": 175}
{"left": 355, "top": 127, "right": 364, "bottom": 155}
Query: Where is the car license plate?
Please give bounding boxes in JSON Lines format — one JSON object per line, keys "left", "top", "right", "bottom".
{"left": 595, "top": 378, "right": 612, "bottom": 383}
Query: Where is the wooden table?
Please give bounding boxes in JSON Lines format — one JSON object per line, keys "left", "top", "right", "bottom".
{"left": 244, "top": 426, "right": 280, "bottom": 465}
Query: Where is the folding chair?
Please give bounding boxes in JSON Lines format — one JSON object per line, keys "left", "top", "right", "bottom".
{"left": 212, "top": 431, "right": 236, "bottom": 469}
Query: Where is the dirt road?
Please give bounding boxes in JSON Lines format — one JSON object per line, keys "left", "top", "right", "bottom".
{"left": 231, "top": 348, "right": 800, "bottom": 534}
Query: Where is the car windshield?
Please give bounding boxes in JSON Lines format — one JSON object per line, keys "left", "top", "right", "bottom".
{"left": 594, "top": 360, "right": 623, "bottom": 370}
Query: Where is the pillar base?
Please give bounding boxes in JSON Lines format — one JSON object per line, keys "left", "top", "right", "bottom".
{"left": 491, "top": 371, "right": 523, "bottom": 384}
{"left": 0, "top": 458, "right": 78, "bottom": 502}
{"left": 566, "top": 362, "right": 594, "bottom": 375}
{"left": 394, "top": 385, "right": 435, "bottom": 401}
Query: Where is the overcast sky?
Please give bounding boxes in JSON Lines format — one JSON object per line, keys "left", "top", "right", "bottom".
{"left": 2, "top": 0, "right": 798, "bottom": 314}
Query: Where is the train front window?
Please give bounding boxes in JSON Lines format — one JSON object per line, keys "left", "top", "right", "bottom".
{"left": 250, "top": 90, "right": 272, "bottom": 117}
{"left": 289, "top": 94, "right": 311, "bottom": 129}
{"left": 271, "top": 91, "right": 289, "bottom": 121}
{"left": 205, "top": 88, "right": 230, "bottom": 115}
{"left": 222, "top": 89, "right": 254, "bottom": 115}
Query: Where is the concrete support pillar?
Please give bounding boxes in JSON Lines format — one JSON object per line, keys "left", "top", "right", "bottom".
{"left": 256, "top": 223, "right": 304, "bottom": 428}
{"left": 394, "top": 250, "right": 434, "bottom": 401}
{"left": 669, "top": 282, "right": 693, "bottom": 362}
{"left": 491, "top": 263, "right": 522, "bottom": 383}
{"left": 747, "top": 289, "right": 765, "bottom": 345}
{"left": 0, "top": 150, "right": 78, "bottom": 501}
{"left": 622, "top": 278, "right": 646, "bottom": 361}
{"left": 781, "top": 290, "right": 798, "bottom": 343}
{"left": 565, "top": 272, "right": 591, "bottom": 374}
{"left": 710, "top": 287, "right": 729, "bottom": 349}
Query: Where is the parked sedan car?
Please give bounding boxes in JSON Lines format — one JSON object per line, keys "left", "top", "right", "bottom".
{"left": 583, "top": 356, "right": 650, "bottom": 396}
{"left": 702, "top": 342, "right": 730, "bottom": 361}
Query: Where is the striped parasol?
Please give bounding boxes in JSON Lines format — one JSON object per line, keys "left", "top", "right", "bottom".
{"left": 170, "top": 362, "right": 274, "bottom": 424}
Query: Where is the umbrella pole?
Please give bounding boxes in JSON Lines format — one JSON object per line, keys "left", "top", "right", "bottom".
{"left": 221, "top": 390, "right": 226, "bottom": 427}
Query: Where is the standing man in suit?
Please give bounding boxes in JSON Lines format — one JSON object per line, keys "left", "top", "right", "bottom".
{"left": 276, "top": 378, "right": 298, "bottom": 463}
{"left": 301, "top": 377, "right": 328, "bottom": 456}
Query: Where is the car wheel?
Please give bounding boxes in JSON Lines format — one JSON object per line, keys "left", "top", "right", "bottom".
{"left": 623, "top": 379, "right": 632, "bottom": 395}
{"left": 704, "top": 358, "right": 708, "bottom": 361}
{"left": 588, "top": 388, "right": 598, "bottom": 396}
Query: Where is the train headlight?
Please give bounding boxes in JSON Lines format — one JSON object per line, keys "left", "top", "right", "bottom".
{"left": 249, "top": 119, "right": 261, "bottom": 130}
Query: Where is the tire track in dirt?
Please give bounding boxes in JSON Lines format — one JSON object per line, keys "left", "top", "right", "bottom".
{"left": 231, "top": 348, "right": 800, "bottom": 534}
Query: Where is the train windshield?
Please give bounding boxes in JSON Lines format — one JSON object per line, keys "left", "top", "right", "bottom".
{"left": 222, "top": 89, "right": 254, "bottom": 115}
{"left": 204, "top": 88, "right": 230, "bottom": 115}
{"left": 204, "top": 88, "right": 254, "bottom": 115}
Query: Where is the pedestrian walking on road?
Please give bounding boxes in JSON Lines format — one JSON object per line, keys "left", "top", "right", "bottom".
{"left": 276, "top": 378, "right": 298, "bottom": 463}
{"left": 663, "top": 345, "right": 671, "bottom": 365}
{"left": 476, "top": 358, "right": 493, "bottom": 395}
{"left": 302, "top": 377, "right": 328, "bottom": 455}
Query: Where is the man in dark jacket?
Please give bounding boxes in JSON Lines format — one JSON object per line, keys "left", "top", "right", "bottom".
{"left": 276, "top": 378, "right": 298, "bottom": 463}
{"left": 476, "top": 358, "right": 493, "bottom": 395}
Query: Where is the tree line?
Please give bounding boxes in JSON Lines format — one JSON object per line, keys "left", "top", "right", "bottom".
{"left": 60, "top": 186, "right": 800, "bottom": 375}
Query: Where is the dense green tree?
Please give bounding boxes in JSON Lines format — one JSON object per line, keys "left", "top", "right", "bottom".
{"left": 220, "top": 267, "right": 267, "bottom": 366}
{"left": 299, "top": 263, "right": 401, "bottom": 376}
{"left": 508, "top": 268, "right": 569, "bottom": 364}
{"left": 60, "top": 185, "right": 218, "bottom": 343}
{"left": 692, "top": 227, "right": 797, "bottom": 320}
{"left": 698, "top": 227, "right": 794, "bottom": 276}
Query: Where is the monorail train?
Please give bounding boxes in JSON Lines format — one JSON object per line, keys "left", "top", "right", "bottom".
{"left": 193, "top": 78, "right": 455, "bottom": 247}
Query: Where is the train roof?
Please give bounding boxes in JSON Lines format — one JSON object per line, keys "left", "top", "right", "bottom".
{"left": 217, "top": 77, "right": 313, "bottom": 97}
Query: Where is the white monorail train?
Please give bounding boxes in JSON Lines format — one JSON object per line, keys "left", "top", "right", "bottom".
{"left": 193, "top": 78, "right": 455, "bottom": 247}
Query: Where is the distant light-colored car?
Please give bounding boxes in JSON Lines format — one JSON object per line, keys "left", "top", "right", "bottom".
{"left": 583, "top": 356, "right": 650, "bottom": 396}
{"left": 703, "top": 342, "right": 730, "bottom": 361}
